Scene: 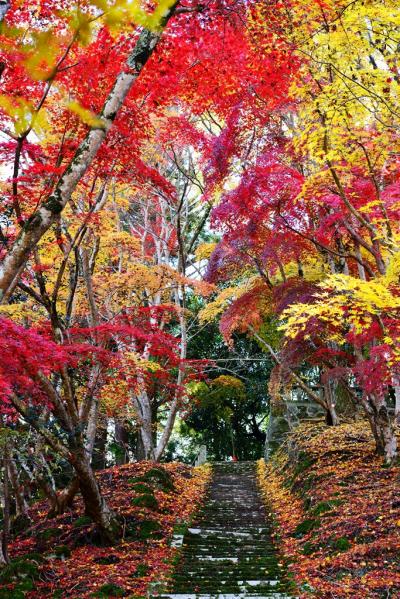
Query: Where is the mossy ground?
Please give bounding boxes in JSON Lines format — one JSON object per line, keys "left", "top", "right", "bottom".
{"left": 2, "top": 462, "right": 210, "bottom": 598}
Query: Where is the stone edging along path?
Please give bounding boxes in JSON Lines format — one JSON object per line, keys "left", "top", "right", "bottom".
{"left": 156, "top": 461, "right": 296, "bottom": 599}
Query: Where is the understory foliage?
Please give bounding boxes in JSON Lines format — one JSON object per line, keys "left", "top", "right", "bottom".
{"left": 258, "top": 422, "right": 400, "bottom": 598}
{"left": 2, "top": 462, "right": 211, "bottom": 598}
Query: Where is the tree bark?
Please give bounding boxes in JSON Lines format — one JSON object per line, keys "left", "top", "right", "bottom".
{"left": 1, "top": 446, "right": 11, "bottom": 565}
{"left": 374, "top": 405, "right": 397, "bottom": 464}
{"left": 8, "top": 456, "right": 30, "bottom": 518}
{"left": 131, "top": 384, "right": 156, "bottom": 460}
{"left": 324, "top": 381, "right": 339, "bottom": 426}
{"left": 115, "top": 421, "right": 129, "bottom": 465}
{"left": 0, "top": 2, "right": 178, "bottom": 303}
{"left": 0, "top": 1, "right": 10, "bottom": 24}
{"left": 392, "top": 377, "right": 400, "bottom": 427}
{"left": 50, "top": 478, "right": 80, "bottom": 516}
{"left": 361, "top": 394, "right": 397, "bottom": 464}
{"left": 69, "top": 450, "right": 120, "bottom": 543}
{"left": 92, "top": 425, "right": 108, "bottom": 470}
{"left": 155, "top": 285, "right": 188, "bottom": 461}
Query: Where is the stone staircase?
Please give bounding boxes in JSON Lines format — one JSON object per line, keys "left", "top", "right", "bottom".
{"left": 157, "top": 461, "right": 295, "bottom": 599}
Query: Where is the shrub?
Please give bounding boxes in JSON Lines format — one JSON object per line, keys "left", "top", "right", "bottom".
{"left": 130, "top": 563, "right": 149, "bottom": 578}
{"left": 38, "top": 527, "right": 59, "bottom": 541}
{"left": 311, "top": 499, "right": 343, "bottom": 516}
{"left": 302, "top": 541, "right": 318, "bottom": 555}
{"left": 73, "top": 515, "right": 93, "bottom": 528}
{"left": 0, "top": 559, "right": 39, "bottom": 582}
{"left": 138, "top": 520, "right": 162, "bottom": 539}
{"left": 131, "top": 493, "right": 159, "bottom": 510}
{"left": 331, "top": 536, "right": 351, "bottom": 552}
{"left": 293, "top": 518, "right": 320, "bottom": 537}
{"left": 140, "top": 467, "right": 175, "bottom": 492}
{"left": 130, "top": 482, "right": 153, "bottom": 494}
{"left": 93, "top": 583, "right": 126, "bottom": 597}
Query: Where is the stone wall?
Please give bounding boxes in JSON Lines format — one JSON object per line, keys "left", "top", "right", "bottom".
{"left": 264, "top": 398, "right": 324, "bottom": 460}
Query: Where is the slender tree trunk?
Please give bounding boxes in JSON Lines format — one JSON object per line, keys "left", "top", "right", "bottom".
{"left": 115, "top": 421, "right": 129, "bottom": 465}
{"left": 132, "top": 386, "right": 156, "bottom": 460}
{"left": 155, "top": 285, "right": 188, "bottom": 461}
{"left": 0, "top": 541, "right": 7, "bottom": 566}
{"left": 374, "top": 405, "right": 397, "bottom": 464}
{"left": 8, "top": 456, "right": 30, "bottom": 519}
{"left": 19, "top": 449, "right": 63, "bottom": 515}
{"left": 0, "top": 1, "right": 11, "bottom": 24}
{"left": 1, "top": 447, "right": 11, "bottom": 565}
{"left": 324, "top": 381, "right": 339, "bottom": 426}
{"left": 85, "top": 398, "right": 99, "bottom": 461}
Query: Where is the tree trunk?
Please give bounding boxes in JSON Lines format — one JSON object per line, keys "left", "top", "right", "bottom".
{"left": 1, "top": 448, "right": 11, "bottom": 565}
{"left": 49, "top": 477, "right": 80, "bottom": 516}
{"left": 324, "top": 382, "right": 339, "bottom": 426}
{"left": 374, "top": 406, "right": 397, "bottom": 464}
{"left": 392, "top": 377, "right": 400, "bottom": 427}
{"left": 140, "top": 423, "right": 155, "bottom": 460}
{"left": 155, "top": 285, "right": 188, "bottom": 461}
{"left": 0, "top": 542, "right": 7, "bottom": 566}
{"left": 363, "top": 395, "right": 397, "bottom": 464}
{"left": 8, "top": 456, "right": 30, "bottom": 518}
{"left": 9, "top": 393, "right": 119, "bottom": 540}
{"left": 70, "top": 451, "right": 120, "bottom": 543}
{"left": 132, "top": 386, "right": 156, "bottom": 460}
{"left": 92, "top": 425, "right": 108, "bottom": 470}
{"left": 135, "top": 431, "right": 147, "bottom": 461}
{"left": 115, "top": 421, "right": 129, "bottom": 465}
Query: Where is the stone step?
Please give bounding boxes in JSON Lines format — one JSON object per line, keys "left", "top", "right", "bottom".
{"left": 170, "top": 575, "right": 284, "bottom": 583}
{"left": 180, "top": 555, "right": 280, "bottom": 563}
{"left": 182, "top": 540, "right": 277, "bottom": 547}
{"left": 157, "top": 595, "right": 292, "bottom": 599}
{"left": 170, "top": 586, "right": 289, "bottom": 594}
{"left": 166, "top": 461, "right": 294, "bottom": 598}
{"left": 181, "top": 544, "right": 277, "bottom": 552}
{"left": 182, "top": 536, "right": 276, "bottom": 544}
{"left": 180, "top": 556, "right": 280, "bottom": 563}
{"left": 171, "top": 579, "right": 285, "bottom": 588}
{"left": 172, "top": 570, "right": 283, "bottom": 579}
{"left": 183, "top": 532, "right": 274, "bottom": 537}
{"left": 180, "top": 554, "right": 281, "bottom": 563}
{"left": 180, "top": 561, "right": 281, "bottom": 567}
